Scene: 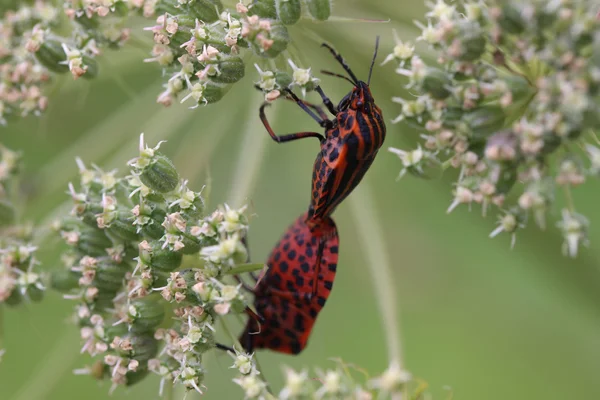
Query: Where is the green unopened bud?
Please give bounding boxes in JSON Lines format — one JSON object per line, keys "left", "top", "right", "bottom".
{"left": 0, "top": 199, "right": 16, "bottom": 226}
{"left": 464, "top": 106, "right": 506, "bottom": 140}
{"left": 121, "top": 333, "right": 159, "bottom": 363}
{"left": 5, "top": 290, "right": 22, "bottom": 306}
{"left": 498, "top": 4, "right": 525, "bottom": 34}
{"left": 76, "top": 227, "right": 113, "bottom": 257}
{"left": 26, "top": 285, "right": 44, "bottom": 302}
{"left": 94, "top": 261, "right": 128, "bottom": 293}
{"left": 276, "top": 0, "right": 302, "bottom": 25}
{"left": 252, "top": 22, "right": 290, "bottom": 58}
{"left": 50, "top": 269, "right": 80, "bottom": 292}
{"left": 187, "top": 0, "right": 223, "bottom": 23}
{"left": 421, "top": 68, "right": 452, "bottom": 99}
{"left": 248, "top": 0, "right": 277, "bottom": 18}
{"left": 141, "top": 208, "right": 167, "bottom": 240}
{"left": 306, "top": 0, "right": 331, "bottom": 21}
{"left": 203, "top": 80, "right": 231, "bottom": 103}
{"left": 455, "top": 21, "right": 486, "bottom": 61}
{"left": 106, "top": 211, "right": 140, "bottom": 242}
{"left": 139, "top": 153, "right": 179, "bottom": 193}
{"left": 140, "top": 241, "right": 183, "bottom": 272}
{"left": 275, "top": 71, "right": 292, "bottom": 89}
{"left": 155, "top": 0, "right": 181, "bottom": 15}
{"left": 208, "top": 56, "right": 245, "bottom": 84}
{"left": 129, "top": 296, "right": 165, "bottom": 332}
{"left": 493, "top": 165, "right": 517, "bottom": 194}
{"left": 34, "top": 40, "right": 69, "bottom": 74}
{"left": 179, "top": 231, "right": 202, "bottom": 255}
{"left": 125, "top": 368, "right": 150, "bottom": 386}
{"left": 80, "top": 55, "right": 99, "bottom": 80}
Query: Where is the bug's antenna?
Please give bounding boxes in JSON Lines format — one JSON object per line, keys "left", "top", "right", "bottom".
{"left": 321, "top": 43, "right": 359, "bottom": 85}
{"left": 367, "top": 36, "right": 380, "bottom": 86}
{"left": 320, "top": 70, "right": 355, "bottom": 85}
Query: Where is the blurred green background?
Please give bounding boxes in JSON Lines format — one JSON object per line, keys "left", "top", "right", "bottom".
{"left": 2, "top": 1, "right": 600, "bottom": 399}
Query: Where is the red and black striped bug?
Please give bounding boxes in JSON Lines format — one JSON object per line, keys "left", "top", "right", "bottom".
{"left": 259, "top": 37, "right": 385, "bottom": 296}
{"left": 238, "top": 212, "right": 339, "bottom": 354}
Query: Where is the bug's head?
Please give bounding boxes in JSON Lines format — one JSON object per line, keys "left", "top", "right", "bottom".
{"left": 337, "top": 81, "right": 375, "bottom": 111}
{"left": 321, "top": 36, "right": 380, "bottom": 112}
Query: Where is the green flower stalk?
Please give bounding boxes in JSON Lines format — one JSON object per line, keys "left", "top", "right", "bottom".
{"left": 385, "top": 0, "right": 600, "bottom": 256}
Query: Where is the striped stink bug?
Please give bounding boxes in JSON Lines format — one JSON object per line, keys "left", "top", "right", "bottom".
{"left": 259, "top": 37, "right": 384, "bottom": 297}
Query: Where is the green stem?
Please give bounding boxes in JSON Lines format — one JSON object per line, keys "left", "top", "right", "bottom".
{"left": 163, "top": 380, "right": 174, "bottom": 400}
{"left": 563, "top": 185, "right": 576, "bottom": 213}
{"left": 349, "top": 182, "right": 403, "bottom": 366}
{"left": 0, "top": 304, "right": 4, "bottom": 351}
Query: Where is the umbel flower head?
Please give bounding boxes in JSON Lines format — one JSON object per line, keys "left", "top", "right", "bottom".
{"left": 385, "top": 0, "right": 600, "bottom": 256}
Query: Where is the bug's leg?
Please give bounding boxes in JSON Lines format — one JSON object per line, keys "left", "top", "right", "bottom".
{"left": 245, "top": 306, "right": 265, "bottom": 324}
{"left": 311, "top": 238, "right": 327, "bottom": 298}
{"left": 284, "top": 94, "right": 329, "bottom": 121}
{"left": 215, "top": 343, "right": 235, "bottom": 352}
{"left": 315, "top": 86, "right": 338, "bottom": 115}
{"left": 282, "top": 89, "right": 332, "bottom": 129}
{"left": 260, "top": 103, "right": 325, "bottom": 143}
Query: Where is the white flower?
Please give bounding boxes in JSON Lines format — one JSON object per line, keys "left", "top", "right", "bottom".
{"left": 369, "top": 360, "right": 412, "bottom": 394}
{"left": 279, "top": 367, "right": 310, "bottom": 399}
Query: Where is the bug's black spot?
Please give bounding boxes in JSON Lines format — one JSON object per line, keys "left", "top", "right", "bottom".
{"left": 283, "top": 233, "right": 290, "bottom": 240}
{"left": 329, "top": 245, "right": 338, "bottom": 254}
{"left": 271, "top": 273, "right": 282, "bottom": 286}
{"left": 291, "top": 341, "right": 302, "bottom": 354}
{"left": 295, "top": 275, "right": 305, "bottom": 287}
{"left": 283, "top": 242, "right": 290, "bottom": 251}
{"left": 279, "top": 261, "right": 289, "bottom": 272}
{"left": 317, "top": 296, "right": 326, "bottom": 307}
{"left": 306, "top": 247, "right": 314, "bottom": 257}
{"left": 294, "top": 314, "right": 305, "bottom": 332}
{"left": 284, "top": 329, "right": 297, "bottom": 339}
{"left": 270, "top": 336, "right": 282, "bottom": 348}
{"left": 286, "top": 281, "right": 296, "bottom": 291}
{"left": 309, "top": 308, "right": 318, "bottom": 318}
{"left": 298, "top": 255, "right": 306, "bottom": 262}
{"left": 291, "top": 268, "right": 300, "bottom": 276}
{"left": 300, "top": 262, "right": 310, "bottom": 273}
{"left": 288, "top": 250, "right": 297, "bottom": 260}
{"left": 273, "top": 251, "right": 281, "bottom": 261}
{"left": 328, "top": 263, "right": 337, "bottom": 272}
{"left": 269, "top": 317, "right": 281, "bottom": 329}
{"left": 324, "top": 280, "right": 333, "bottom": 290}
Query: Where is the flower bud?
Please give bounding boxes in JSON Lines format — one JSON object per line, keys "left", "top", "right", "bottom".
{"left": 76, "top": 227, "right": 113, "bottom": 257}
{"left": 106, "top": 211, "right": 140, "bottom": 242}
{"left": 275, "top": 71, "right": 293, "bottom": 89}
{"left": 50, "top": 269, "right": 80, "bottom": 293}
{"left": 121, "top": 333, "right": 159, "bottom": 363}
{"left": 276, "top": 0, "right": 302, "bottom": 25}
{"left": 94, "top": 261, "right": 128, "bottom": 293}
{"left": 34, "top": 40, "right": 70, "bottom": 74}
{"left": 129, "top": 296, "right": 165, "bottom": 332}
{"left": 0, "top": 199, "right": 16, "bottom": 226}
{"left": 155, "top": 0, "right": 181, "bottom": 15}
{"left": 248, "top": 0, "right": 277, "bottom": 19}
{"left": 141, "top": 241, "right": 183, "bottom": 272}
{"left": 464, "top": 106, "right": 506, "bottom": 141}
{"left": 498, "top": 4, "right": 525, "bottom": 34}
{"left": 306, "top": 0, "right": 331, "bottom": 21}
{"left": 139, "top": 207, "right": 167, "bottom": 240}
{"left": 208, "top": 56, "right": 246, "bottom": 84}
{"left": 139, "top": 153, "right": 179, "bottom": 193}
{"left": 187, "top": 0, "right": 224, "bottom": 23}
{"left": 178, "top": 231, "right": 202, "bottom": 255}
{"left": 203, "top": 80, "right": 231, "bottom": 103}
{"left": 252, "top": 21, "right": 290, "bottom": 58}
{"left": 455, "top": 21, "right": 487, "bottom": 62}
{"left": 421, "top": 68, "right": 452, "bottom": 100}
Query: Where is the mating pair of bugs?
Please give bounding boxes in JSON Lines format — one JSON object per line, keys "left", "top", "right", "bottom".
{"left": 224, "top": 38, "right": 386, "bottom": 355}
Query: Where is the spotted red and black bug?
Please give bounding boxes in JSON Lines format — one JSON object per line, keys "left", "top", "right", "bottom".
{"left": 238, "top": 211, "right": 339, "bottom": 354}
